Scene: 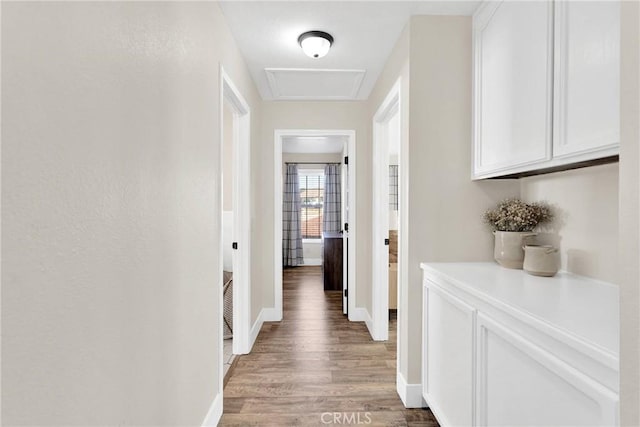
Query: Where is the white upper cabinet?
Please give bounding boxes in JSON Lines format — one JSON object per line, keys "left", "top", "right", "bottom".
{"left": 473, "top": 1, "right": 554, "bottom": 178}
{"left": 553, "top": 1, "right": 620, "bottom": 159}
{"left": 472, "top": 1, "right": 620, "bottom": 179}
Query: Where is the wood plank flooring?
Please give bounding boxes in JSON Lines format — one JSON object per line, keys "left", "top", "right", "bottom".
{"left": 220, "top": 266, "right": 438, "bottom": 426}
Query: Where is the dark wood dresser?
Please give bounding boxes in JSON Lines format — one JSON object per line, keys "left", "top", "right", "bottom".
{"left": 322, "top": 232, "right": 343, "bottom": 291}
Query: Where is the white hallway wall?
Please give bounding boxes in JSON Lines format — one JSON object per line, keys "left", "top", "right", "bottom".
{"left": 619, "top": 1, "right": 640, "bottom": 425}
{"left": 366, "top": 21, "right": 412, "bottom": 387}
{"left": 2, "top": 2, "right": 261, "bottom": 425}
{"left": 253, "top": 102, "right": 372, "bottom": 320}
{"left": 366, "top": 16, "right": 521, "bottom": 396}
{"left": 405, "top": 15, "right": 520, "bottom": 391}
{"left": 520, "top": 164, "right": 619, "bottom": 283}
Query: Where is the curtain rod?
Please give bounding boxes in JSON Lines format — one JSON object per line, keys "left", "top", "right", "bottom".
{"left": 285, "top": 162, "right": 341, "bottom": 165}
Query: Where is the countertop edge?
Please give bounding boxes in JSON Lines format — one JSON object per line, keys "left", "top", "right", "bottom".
{"left": 420, "top": 262, "right": 620, "bottom": 369}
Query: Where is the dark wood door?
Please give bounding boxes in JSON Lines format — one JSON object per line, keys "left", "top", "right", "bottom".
{"left": 322, "top": 232, "right": 343, "bottom": 292}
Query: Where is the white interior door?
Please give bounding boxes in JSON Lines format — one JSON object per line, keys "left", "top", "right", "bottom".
{"left": 372, "top": 120, "right": 390, "bottom": 341}
{"left": 221, "top": 70, "right": 251, "bottom": 356}
{"left": 341, "top": 146, "right": 349, "bottom": 315}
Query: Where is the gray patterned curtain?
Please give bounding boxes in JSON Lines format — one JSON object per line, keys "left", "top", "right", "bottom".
{"left": 283, "top": 164, "right": 304, "bottom": 267}
{"left": 389, "top": 165, "right": 398, "bottom": 211}
{"left": 323, "top": 164, "right": 341, "bottom": 233}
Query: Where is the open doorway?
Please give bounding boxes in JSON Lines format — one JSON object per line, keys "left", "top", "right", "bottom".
{"left": 274, "top": 130, "right": 357, "bottom": 321}
{"left": 371, "top": 79, "right": 402, "bottom": 341}
{"left": 221, "top": 100, "right": 235, "bottom": 377}
{"left": 219, "top": 68, "right": 251, "bottom": 391}
{"left": 281, "top": 138, "right": 345, "bottom": 312}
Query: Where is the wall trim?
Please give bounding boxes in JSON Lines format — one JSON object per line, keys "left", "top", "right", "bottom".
{"left": 249, "top": 309, "right": 265, "bottom": 350}
{"left": 350, "top": 307, "right": 374, "bottom": 338}
{"left": 274, "top": 129, "right": 357, "bottom": 322}
{"left": 397, "top": 371, "right": 424, "bottom": 409}
{"left": 220, "top": 66, "right": 252, "bottom": 357}
{"left": 243, "top": 308, "right": 278, "bottom": 355}
{"left": 371, "top": 77, "right": 402, "bottom": 342}
{"left": 303, "top": 258, "right": 322, "bottom": 266}
{"left": 201, "top": 392, "right": 223, "bottom": 426}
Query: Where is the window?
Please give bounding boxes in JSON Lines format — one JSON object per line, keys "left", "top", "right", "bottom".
{"left": 389, "top": 165, "right": 398, "bottom": 211}
{"left": 299, "top": 169, "right": 324, "bottom": 239}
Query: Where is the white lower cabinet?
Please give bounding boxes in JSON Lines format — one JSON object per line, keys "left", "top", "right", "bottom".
{"left": 421, "top": 263, "right": 619, "bottom": 427}
{"left": 476, "top": 313, "right": 618, "bottom": 427}
{"left": 422, "top": 284, "right": 476, "bottom": 427}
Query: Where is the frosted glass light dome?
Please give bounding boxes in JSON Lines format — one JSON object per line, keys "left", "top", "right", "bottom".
{"left": 298, "top": 31, "right": 334, "bottom": 59}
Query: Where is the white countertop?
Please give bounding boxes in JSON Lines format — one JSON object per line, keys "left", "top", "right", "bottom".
{"left": 421, "top": 262, "right": 619, "bottom": 358}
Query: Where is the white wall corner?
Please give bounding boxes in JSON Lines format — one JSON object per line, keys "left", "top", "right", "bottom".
{"left": 261, "top": 307, "right": 280, "bottom": 322}
{"left": 243, "top": 307, "right": 278, "bottom": 355}
{"left": 371, "top": 307, "right": 389, "bottom": 341}
{"left": 349, "top": 307, "right": 374, "bottom": 339}
{"left": 201, "top": 392, "right": 223, "bottom": 426}
{"left": 249, "top": 308, "right": 265, "bottom": 351}
{"left": 396, "top": 371, "right": 425, "bottom": 409}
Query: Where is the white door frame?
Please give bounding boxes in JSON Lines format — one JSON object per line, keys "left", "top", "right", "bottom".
{"left": 219, "top": 67, "right": 251, "bottom": 360}
{"left": 341, "top": 143, "right": 349, "bottom": 314}
{"left": 274, "top": 130, "right": 357, "bottom": 320}
{"left": 371, "top": 78, "right": 402, "bottom": 341}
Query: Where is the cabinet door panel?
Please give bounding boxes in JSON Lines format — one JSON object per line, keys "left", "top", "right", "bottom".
{"left": 423, "top": 283, "right": 476, "bottom": 426}
{"left": 473, "top": 1, "right": 553, "bottom": 177}
{"left": 553, "top": 1, "right": 620, "bottom": 159}
{"left": 476, "top": 313, "right": 618, "bottom": 427}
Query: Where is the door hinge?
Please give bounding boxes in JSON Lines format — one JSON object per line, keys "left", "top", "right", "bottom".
{"left": 232, "top": 242, "right": 238, "bottom": 250}
{"left": 344, "top": 223, "right": 349, "bottom": 232}
{"left": 344, "top": 289, "right": 348, "bottom": 298}
{"left": 384, "top": 238, "right": 390, "bottom": 246}
{"left": 344, "top": 156, "right": 349, "bottom": 165}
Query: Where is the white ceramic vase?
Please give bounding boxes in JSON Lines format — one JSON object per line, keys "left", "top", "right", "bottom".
{"left": 493, "top": 231, "right": 536, "bottom": 269}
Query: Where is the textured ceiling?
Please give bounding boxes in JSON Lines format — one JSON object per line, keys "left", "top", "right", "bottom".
{"left": 219, "top": 1, "right": 481, "bottom": 100}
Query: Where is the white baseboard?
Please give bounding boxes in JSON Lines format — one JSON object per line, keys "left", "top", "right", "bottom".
{"left": 202, "top": 392, "right": 223, "bottom": 426}
{"left": 397, "top": 371, "right": 425, "bottom": 408}
{"left": 302, "top": 258, "right": 322, "bottom": 266}
{"left": 364, "top": 317, "right": 374, "bottom": 339}
{"left": 349, "top": 307, "right": 375, "bottom": 339}
{"left": 249, "top": 309, "right": 264, "bottom": 351}
{"left": 247, "top": 307, "right": 281, "bottom": 353}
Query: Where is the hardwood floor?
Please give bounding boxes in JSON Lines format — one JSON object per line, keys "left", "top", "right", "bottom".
{"left": 220, "top": 266, "right": 438, "bottom": 426}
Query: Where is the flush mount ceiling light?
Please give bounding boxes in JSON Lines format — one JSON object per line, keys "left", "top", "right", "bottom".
{"left": 298, "top": 31, "right": 334, "bottom": 59}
